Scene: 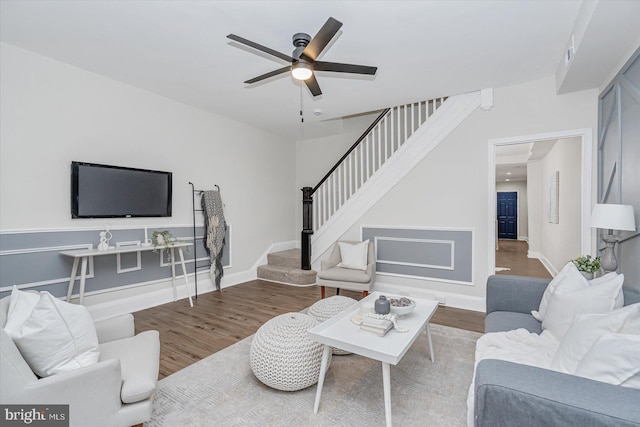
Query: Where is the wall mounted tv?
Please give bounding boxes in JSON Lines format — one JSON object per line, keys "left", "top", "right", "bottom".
{"left": 71, "top": 161, "right": 172, "bottom": 218}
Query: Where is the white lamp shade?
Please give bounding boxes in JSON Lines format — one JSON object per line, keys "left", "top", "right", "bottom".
{"left": 590, "top": 204, "right": 636, "bottom": 231}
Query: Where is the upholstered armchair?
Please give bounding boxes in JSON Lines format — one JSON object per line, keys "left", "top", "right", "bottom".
{"left": 317, "top": 240, "right": 376, "bottom": 299}
{"left": 0, "top": 295, "right": 160, "bottom": 427}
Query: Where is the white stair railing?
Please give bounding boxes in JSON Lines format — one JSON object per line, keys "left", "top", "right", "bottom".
{"left": 312, "top": 98, "right": 446, "bottom": 232}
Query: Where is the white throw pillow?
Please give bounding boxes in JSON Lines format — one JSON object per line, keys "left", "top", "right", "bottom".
{"left": 532, "top": 262, "right": 589, "bottom": 322}
{"left": 574, "top": 333, "right": 640, "bottom": 389}
{"left": 621, "top": 304, "right": 640, "bottom": 333}
{"left": 542, "top": 276, "right": 622, "bottom": 340}
{"left": 338, "top": 240, "right": 369, "bottom": 271}
{"left": 589, "top": 272, "right": 624, "bottom": 309}
{"left": 9, "top": 292, "right": 100, "bottom": 377}
{"left": 550, "top": 304, "right": 640, "bottom": 373}
{"left": 3, "top": 286, "right": 40, "bottom": 335}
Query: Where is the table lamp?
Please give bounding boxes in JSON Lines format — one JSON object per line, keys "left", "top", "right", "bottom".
{"left": 590, "top": 204, "right": 636, "bottom": 273}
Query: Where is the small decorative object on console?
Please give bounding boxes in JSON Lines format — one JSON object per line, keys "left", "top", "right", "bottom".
{"left": 97, "top": 227, "right": 113, "bottom": 251}
{"left": 152, "top": 230, "right": 178, "bottom": 262}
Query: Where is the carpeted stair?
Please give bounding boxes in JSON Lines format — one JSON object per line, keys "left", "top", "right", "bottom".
{"left": 257, "top": 249, "right": 317, "bottom": 285}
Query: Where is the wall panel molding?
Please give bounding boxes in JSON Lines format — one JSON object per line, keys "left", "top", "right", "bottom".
{"left": 0, "top": 225, "right": 231, "bottom": 298}
{"left": 362, "top": 225, "right": 473, "bottom": 285}
{"left": 597, "top": 48, "right": 640, "bottom": 287}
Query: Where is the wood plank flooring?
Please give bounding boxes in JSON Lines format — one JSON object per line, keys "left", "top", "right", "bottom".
{"left": 134, "top": 280, "right": 485, "bottom": 379}
{"left": 495, "top": 239, "right": 552, "bottom": 279}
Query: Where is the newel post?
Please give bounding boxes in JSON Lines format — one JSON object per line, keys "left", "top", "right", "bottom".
{"left": 301, "top": 187, "right": 313, "bottom": 270}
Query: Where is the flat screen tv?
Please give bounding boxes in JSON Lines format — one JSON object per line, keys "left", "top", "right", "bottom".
{"left": 71, "top": 161, "right": 172, "bottom": 218}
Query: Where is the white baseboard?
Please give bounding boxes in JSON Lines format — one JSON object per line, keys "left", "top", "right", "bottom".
{"left": 85, "top": 240, "right": 299, "bottom": 320}
{"left": 526, "top": 251, "right": 558, "bottom": 277}
{"left": 86, "top": 268, "right": 252, "bottom": 320}
{"left": 373, "top": 280, "right": 485, "bottom": 313}
{"left": 537, "top": 253, "right": 558, "bottom": 277}
{"left": 83, "top": 239, "right": 487, "bottom": 318}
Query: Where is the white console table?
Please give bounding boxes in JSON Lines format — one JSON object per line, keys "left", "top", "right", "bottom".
{"left": 60, "top": 242, "right": 193, "bottom": 307}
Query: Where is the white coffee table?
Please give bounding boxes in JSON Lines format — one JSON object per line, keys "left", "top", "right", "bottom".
{"left": 307, "top": 291, "right": 439, "bottom": 427}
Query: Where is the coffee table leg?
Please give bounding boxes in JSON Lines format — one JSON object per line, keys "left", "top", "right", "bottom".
{"left": 313, "top": 345, "right": 331, "bottom": 414}
{"left": 425, "top": 323, "right": 435, "bottom": 363}
{"left": 382, "top": 362, "right": 392, "bottom": 427}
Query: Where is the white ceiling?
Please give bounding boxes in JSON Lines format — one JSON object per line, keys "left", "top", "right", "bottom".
{"left": 1, "top": 1, "right": 637, "bottom": 140}
{"left": 495, "top": 140, "right": 562, "bottom": 183}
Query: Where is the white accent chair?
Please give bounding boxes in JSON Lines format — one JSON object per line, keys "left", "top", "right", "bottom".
{"left": 0, "top": 295, "right": 160, "bottom": 427}
{"left": 316, "top": 240, "right": 376, "bottom": 299}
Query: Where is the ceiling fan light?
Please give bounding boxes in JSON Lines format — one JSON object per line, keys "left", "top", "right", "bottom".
{"left": 292, "top": 63, "right": 313, "bottom": 80}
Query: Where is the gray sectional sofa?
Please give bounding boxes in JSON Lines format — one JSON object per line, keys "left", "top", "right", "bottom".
{"left": 473, "top": 274, "right": 640, "bottom": 427}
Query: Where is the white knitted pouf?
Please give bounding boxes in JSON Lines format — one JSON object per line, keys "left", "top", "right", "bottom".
{"left": 309, "top": 296, "right": 357, "bottom": 355}
{"left": 250, "top": 312, "right": 330, "bottom": 391}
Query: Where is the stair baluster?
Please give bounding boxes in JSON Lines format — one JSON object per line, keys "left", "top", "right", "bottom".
{"left": 300, "top": 98, "right": 448, "bottom": 269}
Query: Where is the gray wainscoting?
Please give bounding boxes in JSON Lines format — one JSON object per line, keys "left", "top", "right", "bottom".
{"left": 362, "top": 226, "right": 473, "bottom": 285}
{"left": 598, "top": 48, "right": 640, "bottom": 287}
{"left": 0, "top": 225, "right": 231, "bottom": 299}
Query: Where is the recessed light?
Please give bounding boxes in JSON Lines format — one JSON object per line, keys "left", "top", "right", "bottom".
{"left": 505, "top": 179, "right": 510, "bottom": 182}
{"left": 506, "top": 172, "right": 512, "bottom": 175}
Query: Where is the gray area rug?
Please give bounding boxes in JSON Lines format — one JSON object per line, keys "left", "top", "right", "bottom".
{"left": 146, "top": 324, "right": 481, "bottom": 427}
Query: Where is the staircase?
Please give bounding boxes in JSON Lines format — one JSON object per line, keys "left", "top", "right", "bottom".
{"left": 301, "top": 90, "right": 483, "bottom": 268}
{"left": 257, "top": 249, "right": 316, "bottom": 285}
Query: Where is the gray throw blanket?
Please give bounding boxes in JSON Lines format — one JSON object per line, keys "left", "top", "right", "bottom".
{"left": 202, "top": 189, "right": 226, "bottom": 291}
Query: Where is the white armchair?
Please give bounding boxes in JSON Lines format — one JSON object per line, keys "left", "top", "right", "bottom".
{"left": 316, "top": 240, "right": 376, "bottom": 299}
{"left": 0, "top": 295, "right": 159, "bottom": 427}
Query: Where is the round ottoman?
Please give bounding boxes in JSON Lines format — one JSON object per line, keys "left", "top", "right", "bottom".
{"left": 250, "top": 312, "right": 330, "bottom": 391}
{"left": 309, "top": 295, "right": 357, "bottom": 355}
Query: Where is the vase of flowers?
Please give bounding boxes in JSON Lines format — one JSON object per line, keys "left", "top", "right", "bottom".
{"left": 571, "top": 255, "right": 601, "bottom": 279}
{"left": 152, "top": 230, "right": 178, "bottom": 262}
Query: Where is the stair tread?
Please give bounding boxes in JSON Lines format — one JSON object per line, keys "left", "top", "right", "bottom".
{"left": 257, "top": 264, "right": 316, "bottom": 275}
{"left": 269, "top": 249, "right": 301, "bottom": 258}
{"left": 257, "top": 264, "right": 317, "bottom": 285}
{"left": 267, "top": 249, "right": 302, "bottom": 269}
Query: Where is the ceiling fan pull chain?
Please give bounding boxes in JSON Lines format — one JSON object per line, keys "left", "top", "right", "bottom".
{"left": 300, "top": 84, "right": 304, "bottom": 123}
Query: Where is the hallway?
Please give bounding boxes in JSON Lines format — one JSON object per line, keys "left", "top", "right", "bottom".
{"left": 495, "top": 239, "right": 552, "bottom": 279}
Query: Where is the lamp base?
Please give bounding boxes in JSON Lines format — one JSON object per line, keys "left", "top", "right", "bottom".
{"left": 600, "top": 233, "right": 619, "bottom": 273}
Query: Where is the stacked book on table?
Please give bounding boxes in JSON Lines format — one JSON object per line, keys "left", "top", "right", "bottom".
{"left": 360, "top": 317, "right": 393, "bottom": 336}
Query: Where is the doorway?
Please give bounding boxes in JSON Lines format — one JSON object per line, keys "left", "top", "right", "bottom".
{"left": 488, "top": 129, "right": 593, "bottom": 278}
{"left": 497, "top": 192, "right": 517, "bottom": 239}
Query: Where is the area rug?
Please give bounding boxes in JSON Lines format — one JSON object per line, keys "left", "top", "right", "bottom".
{"left": 146, "top": 324, "right": 481, "bottom": 427}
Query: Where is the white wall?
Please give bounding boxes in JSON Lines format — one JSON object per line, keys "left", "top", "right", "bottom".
{"left": 541, "top": 138, "right": 583, "bottom": 272}
{"left": 496, "top": 181, "right": 529, "bottom": 240}
{"left": 0, "top": 43, "right": 296, "bottom": 274}
{"left": 294, "top": 112, "right": 380, "bottom": 234}
{"left": 316, "top": 77, "right": 597, "bottom": 307}
{"left": 527, "top": 161, "right": 543, "bottom": 256}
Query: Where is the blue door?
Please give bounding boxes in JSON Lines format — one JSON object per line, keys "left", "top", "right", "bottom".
{"left": 497, "top": 192, "right": 517, "bottom": 239}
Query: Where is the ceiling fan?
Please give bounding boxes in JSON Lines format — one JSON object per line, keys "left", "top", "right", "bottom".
{"left": 227, "top": 17, "right": 377, "bottom": 97}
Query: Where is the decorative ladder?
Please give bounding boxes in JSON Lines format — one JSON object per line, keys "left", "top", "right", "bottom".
{"left": 301, "top": 97, "right": 447, "bottom": 269}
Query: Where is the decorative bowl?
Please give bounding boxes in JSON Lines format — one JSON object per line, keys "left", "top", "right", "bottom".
{"left": 389, "top": 298, "right": 416, "bottom": 317}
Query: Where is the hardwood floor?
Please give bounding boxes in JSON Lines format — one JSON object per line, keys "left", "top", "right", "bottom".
{"left": 495, "top": 239, "right": 552, "bottom": 279}
{"left": 134, "top": 280, "right": 485, "bottom": 379}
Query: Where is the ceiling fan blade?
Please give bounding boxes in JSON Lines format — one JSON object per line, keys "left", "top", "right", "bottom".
{"left": 304, "top": 73, "right": 322, "bottom": 97}
{"left": 227, "top": 34, "right": 295, "bottom": 63}
{"left": 313, "top": 61, "right": 377, "bottom": 75}
{"left": 244, "top": 66, "right": 291, "bottom": 84}
{"left": 300, "top": 17, "right": 343, "bottom": 62}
